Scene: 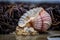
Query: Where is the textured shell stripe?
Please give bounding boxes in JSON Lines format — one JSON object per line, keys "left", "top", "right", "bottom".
{"left": 33, "top": 8, "right": 52, "bottom": 31}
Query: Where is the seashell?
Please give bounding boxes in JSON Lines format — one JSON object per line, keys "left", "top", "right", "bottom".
{"left": 18, "top": 7, "right": 52, "bottom": 32}
{"left": 24, "top": 27, "right": 35, "bottom": 33}
{"left": 18, "top": 7, "right": 42, "bottom": 27}
{"left": 23, "top": 26, "right": 37, "bottom": 35}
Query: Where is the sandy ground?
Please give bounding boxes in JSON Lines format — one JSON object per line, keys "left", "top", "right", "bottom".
{"left": 0, "top": 31, "right": 60, "bottom": 40}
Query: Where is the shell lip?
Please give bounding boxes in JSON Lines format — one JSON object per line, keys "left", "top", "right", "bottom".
{"left": 18, "top": 7, "right": 43, "bottom": 27}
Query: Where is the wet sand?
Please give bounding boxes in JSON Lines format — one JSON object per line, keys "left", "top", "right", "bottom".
{"left": 0, "top": 31, "right": 60, "bottom": 40}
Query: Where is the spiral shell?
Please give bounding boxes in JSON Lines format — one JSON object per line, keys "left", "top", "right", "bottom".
{"left": 18, "top": 7, "right": 52, "bottom": 32}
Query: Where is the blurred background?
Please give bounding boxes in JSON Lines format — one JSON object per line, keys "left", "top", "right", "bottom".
{"left": 0, "top": 0, "right": 60, "bottom": 40}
